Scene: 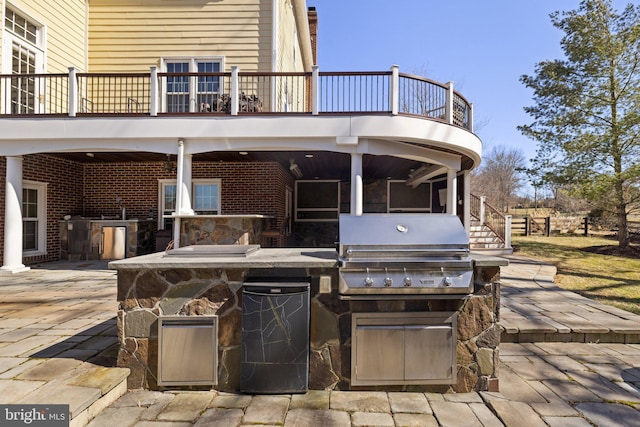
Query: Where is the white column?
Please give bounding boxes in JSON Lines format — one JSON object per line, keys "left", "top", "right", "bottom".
{"left": 350, "top": 153, "right": 363, "bottom": 216}
{"left": 311, "top": 65, "right": 319, "bottom": 115}
{"left": 231, "top": 66, "right": 239, "bottom": 116}
{"left": 390, "top": 64, "right": 399, "bottom": 115}
{"left": 446, "top": 168, "right": 457, "bottom": 216}
{"left": 1, "top": 156, "right": 29, "bottom": 273}
{"left": 446, "top": 81, "right": 454, "bottom": 125}
{"left": 180, "top": 153, "right": 194, "bottom": 216}
{"left": 68, "top": 67, "right": 78, "bottom": 117}
{"left": 150, "top": 66, "right": 158, "bottom": 117}
{"left": 463, "top": 170, "right": 471, "bottom": 232}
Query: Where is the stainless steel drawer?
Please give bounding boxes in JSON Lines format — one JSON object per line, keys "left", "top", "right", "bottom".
{"left": 158, "top": 316, "right": 218, "bottom": 386}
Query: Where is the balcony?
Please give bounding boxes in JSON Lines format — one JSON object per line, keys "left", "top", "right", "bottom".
{"left": 0, "top": 66, "right": 473, "bottom": 132}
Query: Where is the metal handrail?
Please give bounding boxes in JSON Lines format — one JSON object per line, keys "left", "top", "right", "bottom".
{"left": 0, "top": 69, "right": 474, "bottom": 131}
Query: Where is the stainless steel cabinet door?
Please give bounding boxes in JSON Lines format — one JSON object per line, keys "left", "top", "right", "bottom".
{"left": 404, "top": 325, "right": 454, "bottom": 381}
{"left": 354, "top": 325, "right": 404, "bottom": 381}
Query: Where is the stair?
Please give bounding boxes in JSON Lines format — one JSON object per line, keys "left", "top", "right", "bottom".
{"left": 469, "top": 221, "right": 512, "bottom": 255}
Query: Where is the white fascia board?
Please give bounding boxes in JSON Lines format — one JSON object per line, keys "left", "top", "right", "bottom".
{"left": 0, "top": 115, "right": 481, "bottom": 168}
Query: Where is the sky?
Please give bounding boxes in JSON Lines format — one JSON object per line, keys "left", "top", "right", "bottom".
{"left": 306, "top": 0, "right": 635, "bottom": 168}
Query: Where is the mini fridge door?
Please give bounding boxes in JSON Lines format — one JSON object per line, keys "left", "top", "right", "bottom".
{"left": 101, "top": 226, "right": 126, "bottom": 260}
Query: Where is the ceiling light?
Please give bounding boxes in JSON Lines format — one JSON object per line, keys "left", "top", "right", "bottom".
{"left": 305, "top": 154, "right": 314, "bottom": 158}
{"left": 289, "top": 159, "right": 303, "bottom": 178}
{"left": 239, "top": 151, "right": 248, "bottom": 155}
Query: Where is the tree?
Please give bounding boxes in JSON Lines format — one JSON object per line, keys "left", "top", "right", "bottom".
{"left": 519, "top": 0, "right": 640, "bottom": 247}
{"left": 471, "top": 145, "right": 526, "bottom": 212}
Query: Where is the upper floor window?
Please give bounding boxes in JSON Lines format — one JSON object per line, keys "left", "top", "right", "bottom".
{"left": 163, "top": 58, "right": 223, "bottom": 113}
{"left": 4, "top": 8, "right": 37, "bottom": 44}
{"left": 2, "top": 7, "right": 44, "bottom": 113}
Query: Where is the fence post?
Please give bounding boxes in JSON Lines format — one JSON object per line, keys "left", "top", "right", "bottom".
{"left": 150, "top": 66, "right": 158, "bottom": 117}
{"left": 468, "top": 102, "right": 474, "bottom": 133}
{"left": 390, "top": 65, "right": 399, "bottom": 115}
{"left": 445, "top": 81, "right": 454, "bottom": 125}
{"left": 505, "top": 215, "right": 512, "bottom": 249}
{"left": 231, "top": 66, "right": 239, "bottom": 116}
{"left": 68, "top": 67, "right": 77, "bottom": 117}
{"left": 545, "top": 217, "right": 551, "bottom": 237}
{"left": 479, "top": 196, "right": 486, "bottom": 225}
{"left": 312, "top": 65, "right": 319, "bottom": 115}
{"left": 524, "top": 216, "right": 530, "bottom": 236}
{"left": 584, "top": 217, "right": 589, "bottom": 236}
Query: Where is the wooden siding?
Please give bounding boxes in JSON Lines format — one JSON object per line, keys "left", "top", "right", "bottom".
{"left": 6, "top": 0, "right": 88, "bottom": 72}
{"left": 276, "top": 0, "right": 304, "bottom": 72}
{"left": 88, "top": 0, "right": 275, "bottom": 72}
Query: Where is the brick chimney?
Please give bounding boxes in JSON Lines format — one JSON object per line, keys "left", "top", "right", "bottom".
{"left": 307, "top": 7, "right": 318, "bottom": 65}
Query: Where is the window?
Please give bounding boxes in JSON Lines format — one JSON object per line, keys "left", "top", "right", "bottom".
{"left": 163, "top": 58, "right": 223, "bottom": 112}
{"left": 295, "top": 180, "right": 340, "bottom": 222}
{"left": 159, "top": 179, "right": 221, "bottom": 229}
{"left": 3, "top": 7, "right": 44, "bottom": 114}
{"left": 22, "top": 181, "right": 47, "bottom": 255}
{"left": 387, "top": 180, "right": 431, "bottom": 213}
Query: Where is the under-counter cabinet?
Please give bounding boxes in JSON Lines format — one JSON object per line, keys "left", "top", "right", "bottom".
{"left": 351, "top": 312, "right": 457, "bottom": 386}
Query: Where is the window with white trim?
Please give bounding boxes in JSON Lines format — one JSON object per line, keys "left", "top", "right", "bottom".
{"left": 163, "top": 58, "right": 223, "bottom": 112}
{"left": 22, "top": 181, "right": 47, "bottom": 255}
{"left": 159, "top": 179, "right": 221, "bottom": 229}
{"left": 3, "top": 7, "right": 45, "bottom": 114}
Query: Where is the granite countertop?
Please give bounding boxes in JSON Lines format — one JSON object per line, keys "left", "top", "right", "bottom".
{"left": 109, "top": 247, "right": 508, "bottom": 270}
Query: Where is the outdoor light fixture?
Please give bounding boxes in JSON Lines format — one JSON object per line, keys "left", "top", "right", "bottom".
{"left": 164, "top": 154, "right": 176, "bottom": 173}
{"left": 289, "top": 158, "right": 303, "bottom": 178}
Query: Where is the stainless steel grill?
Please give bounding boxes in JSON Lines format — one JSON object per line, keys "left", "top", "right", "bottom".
{"left": 338, "top": 214, "right": 473, "bottom": 295}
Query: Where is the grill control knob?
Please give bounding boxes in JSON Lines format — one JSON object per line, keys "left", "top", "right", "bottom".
{"left": 443, "top": 277, "right": 453, "bottom": 287}
{"left": 384, "top": 277, "right": 393, "bottom": 287}
{"left": 364, "top": 277, "right": 374, "bottom": 287}
{"left": 403, "top": 276, "right": 412, "bottom": 287}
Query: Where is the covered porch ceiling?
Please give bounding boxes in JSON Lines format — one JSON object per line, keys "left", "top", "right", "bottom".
{"left": 50, "top": 150, "right": 460, "bottom": 181}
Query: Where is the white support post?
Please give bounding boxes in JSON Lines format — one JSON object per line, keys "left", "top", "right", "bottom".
{"left": 68, "top": 67, "right": 77, "bottom": 117}
{"left": 311, "top": 65, "right": 319, "bottom": 115}
{"left": 180, "top": 153, "right": 194, "bottom": 216}
{"left": 505, "top": 215, "right": 512, "bottom": 249}
{"left": 463, "top": 170, "right": 471, "bottom": 232}
{"left": 1, "top": 156, "right": 29, "bottom": 274}
{"left": 446, "top": 81, "right": 454, "bottom": 125}
{"left": 350, "top": 152, "right": 363, "bottom": 216}
{"left": 480, "top": 196, "right": 486, "bottom": 225}
{"left": 150, "top": 66, "right": 158, "bottom": 117}
{"left": 446, "top": 168, "right": 457, "bottom": 216}
{"left": 231, "top": 66, "right": 239, "bottom": 116}
{"left": 390, "top": 65, "right": 399, "bottom": 116}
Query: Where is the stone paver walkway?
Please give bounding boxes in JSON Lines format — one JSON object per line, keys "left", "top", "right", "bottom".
{"left": 500, "top": 255, "right": 640, "bottom": 344}
{"left": 1, "top": 258, "right": 640, "bottom": 426}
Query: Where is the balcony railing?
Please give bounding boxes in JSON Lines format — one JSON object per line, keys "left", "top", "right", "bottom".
{"left": 0, "top": 65, "right": 474, "bottom": 131}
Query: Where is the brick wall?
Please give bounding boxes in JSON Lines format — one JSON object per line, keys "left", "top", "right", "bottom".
{"left": 0, "top": 157, "right": 293, "bottom": 265}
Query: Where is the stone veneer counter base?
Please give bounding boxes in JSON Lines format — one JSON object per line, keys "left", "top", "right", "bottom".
{"left": 109, "top": 248, "right": 507, "bottom": 393}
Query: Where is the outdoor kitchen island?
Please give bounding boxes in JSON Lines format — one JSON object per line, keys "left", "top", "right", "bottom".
{"left": 110, "top": 242, "right": 507, "bottom": 394}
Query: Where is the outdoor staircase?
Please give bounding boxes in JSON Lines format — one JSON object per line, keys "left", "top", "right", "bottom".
{"left": 469, "top": 194, "right": 513, "bottom": 255}
{"left": 470, "top": 220, "right": 513, "bottom": 255}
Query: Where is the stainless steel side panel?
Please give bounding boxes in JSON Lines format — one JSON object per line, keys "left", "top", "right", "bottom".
{"left": 158, "top": 316, "right": 218, "bottom": 386}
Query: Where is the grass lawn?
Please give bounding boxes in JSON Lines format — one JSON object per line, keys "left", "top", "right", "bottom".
{"left": 511, "top": 235, "right": 640, "bottom": 315}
